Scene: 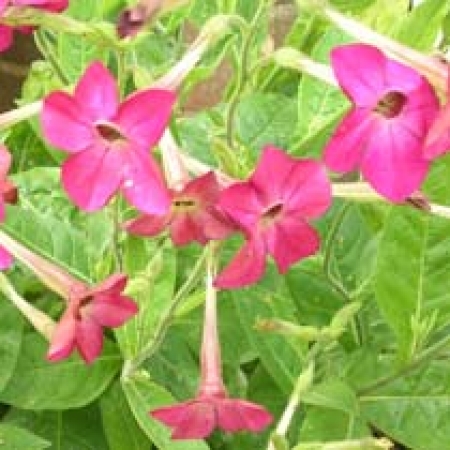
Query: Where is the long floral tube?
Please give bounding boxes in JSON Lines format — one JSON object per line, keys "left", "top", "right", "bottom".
{"left": 0, "top": 272, "right": 55, "bottom": 340}
{"left": 0, "top": 14, "right": 237, "bottom": 131}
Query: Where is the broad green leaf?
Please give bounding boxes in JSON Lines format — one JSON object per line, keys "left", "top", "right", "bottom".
{"left": 361, "top": 0, "right": 409, "bottom": 34}
{"left": 122, "top": 373, "right": 209, "bottom": 450}
{"left": 117, "top": 242, "right": 177, "bottom": 359}
{"left": 100, "top": 381, "right": 151, "bottom": 450}
{"left": 360, "top": 360, "right": 450, "bottom": 450}
{"left": 375, "top": 208, "right": 450, "bottom": 361}
{"left": 234, "top": 93, "right": 297, "bottom": 155}
{"left": 0, "top": 424, "right": 50, "bottom": 450}
{"left": 303, "top": 380, "right": 359, "bottom": 415}
{"left": 3, "top": 205, "right": 90, "bottom": 280}
{"left": 4, "top": 404, "right": 109, "bottom": 450}
{"left": 0, "top": 299, "right": 24, "bottom": 391}
{"left": 396, "top": 0, "right": 450, "bottom": 50}
{"left": 227, "top": 266, "right": 303, "bottom": 394}
{"left": 292, "top": 28, "right": 349, "bottom": 157}
{"left": 0, "top": 332, "right": 121, "bottom": 410}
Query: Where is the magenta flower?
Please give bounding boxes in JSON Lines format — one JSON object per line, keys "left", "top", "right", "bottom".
{"left": 151, "top": 247, "right": 272, "bottom": 439}
{"left": 42, "top": 61, "right": 176, "bottom": 214}
{"left": 324, "top": 43, "right": 439, "bottom": 202}
{"left": 126, "top": 172, "right": 235, "bottom": 246}
{"left": 47, "top": 274, "right": 138, "bottom": 364}
{"left": 214, "top": 146, "right": 331, "bottom": 289}
{"left": 0, "top": 1, "right": 68, "bottom": 52}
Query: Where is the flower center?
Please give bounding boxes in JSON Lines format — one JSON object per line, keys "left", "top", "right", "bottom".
{"left": 172, "top": 196, "right": 198, "bottom": 213}
{"left": 374, "top": 91, "right": 407, "bottom": 118}
{"left": 95, "top": 122, "right": 127, "bottom": 146}
{"left": 260, "top": 202, "right": 283, "bottom": 228}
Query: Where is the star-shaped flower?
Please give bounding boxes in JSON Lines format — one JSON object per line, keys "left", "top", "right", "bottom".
{"left": 324, "top": 43, "right": 439, "bottom": 202}
{"left": 47, "top": 274, "right": 138, "bottom": 364}
{"left": 42, "top": 61, "right": 175, "bottom": 214}
{"left": 214, "top": 145, "right": 331, "bottom": 289}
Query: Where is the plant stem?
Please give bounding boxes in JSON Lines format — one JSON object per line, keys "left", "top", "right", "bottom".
{"left": 358, "top": 332, "right": 450, "bottom": 395}
{"left": 122, "top": 246, "right": 209, "bottom": 379}
{"left": 0, "top": 272, "right": 55, "bottom": 340}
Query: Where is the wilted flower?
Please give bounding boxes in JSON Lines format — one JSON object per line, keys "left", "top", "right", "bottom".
{"left": 42, "top": 61, "right": 175, "bottom": 214}
{"left": 214, "top": 145, "right": 331, "bottom": 289}
{"left": 324, "top": 43, "right": 439, "bottom": 202}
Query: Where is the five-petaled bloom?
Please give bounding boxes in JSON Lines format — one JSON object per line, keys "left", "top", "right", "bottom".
{"left": 126, "top": 172, "right": 234, "bottom": 246}
{"left": 324, "top": 43, "right": 439, "bottom": 202}
{"left": 42, "top": 61, "right": 175, "bottom": 214}
{"left": 214, "top": 145, "right": 331, "bottom": 289}
{"left": 47, "top": 274, "right": 138, "bottom": 364}
{"left": 0, "top": 0, "right": 68, "bottom": 52}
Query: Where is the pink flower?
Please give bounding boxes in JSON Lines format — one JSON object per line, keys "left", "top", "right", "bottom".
{"left": 423, "top": 67, "right": 450, "bottom": 159}
{"left": 151, "top": 393, "right": 272, "bottom": 440}
{"left": 214, "top": 145, "right": 331, "bottom": 289}
{"left": 0, "top": 0, "right": 68, "bottom": 52}
{"left": 324, "top": 43, "right": 439, "bottom": 202}
{"left": 47, "top": 273, "right": 138, "bottom": 364}
{"left": 42, "top": 61, "right": 176, "bottom": 214}
{"left": 126, "top": 172, "right": 235, "bottom": 246}
{"left": 151, "top": 244, "right": 272, "bottom": 439}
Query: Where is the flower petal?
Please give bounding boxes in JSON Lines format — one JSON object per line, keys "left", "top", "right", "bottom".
{"left": 117, "top": 89, "right": 176, "bottom": 149}
{"left": 75, "top": 317, "right": 104, "bottom": 364}
{"left": 90, "top": 273, "right": 128, "bottom": 297}
{"left": 61, "top": 143, "right": 123, "bottom": 211}
{"left": 91, "top": 295, "right": 138, "bottom": 327}
{"left": 74, "top": 62, "right": 119, "bottom": 121}
{"left": 324, "top": 107, "right": 376, "bottom": 173}
{"left": 0, "top": 145, "right": 12, "bottom": 181}
{"left": 42, "top": 92, "right": 94, "bottom": 153}
{"left": 217, "top": 398, "right": 272, "bottom": 432}
{"left": 0, "top": 245, "right": 13, "bottom": 270}
{"left": 47, "top": 307, "right": 77, "bottom": 362}
{"left": 171, "top": 401, "right": 216, "bottom": 440}
{"left": 0, "top": 25, "right": 13, "bottom": 52}
{"left": 361, "top": 121, "right": 429, "bottom": 202}
{"left": 266, "top": 217, "right": 320, "bottom": 274}
{"left": 214, "top": 237, "right": 266, "bottom": 289}
{"left": 283, "top": 159, "right": 331, "bottom": 219}
{"left": 331, "top": 44, "right": 387, "bottom": 106}
{"left": 125, "top": 214, "right": 169, "bottom": 237}
{"left": 121, "top": 147, "right": 170, "bottom": 215}
{"left": 424, "top": 104, "right": 450, "bottom": 159}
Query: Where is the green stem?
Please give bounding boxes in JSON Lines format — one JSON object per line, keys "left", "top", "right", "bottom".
{"left": 358, "top": 332, "right": 450, "bottom": 395}
{"left": 122, "top": 246, "right": 209, "bottom": 379}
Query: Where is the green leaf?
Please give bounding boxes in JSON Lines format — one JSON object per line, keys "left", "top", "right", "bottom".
{"left": 100, "top": 381, "right": 151, "bottom": 450}
{"left": 226, "top": 266, "right": 303, "bottom": 394}
{"left": 292, "top": 28, "right": 350, "bottom": 157}
{"left": 117, "top": 243, "right": 177, "bottom": 359}
{"left": 0, "top": 299, "right": 24, "bottom": 392}
{"left": 4, "top": 404, "right": 109, "bottom": 450}
{"left": 0, "top": 424, "right": 50, "bottom": 450}
{"left": 122, "top": 373, "right": 209, "bottom": 450}
{"left": 3, "top": 205, "right": 90, "bottom": 281}
{"left": 396, "top": 0, "right": 450, "bottom": 50}
{"left": 234, "top": 93, "right": 297, "bottom": 154}
{"left": 303, "top": 380, "right": 359, "bottom": 415}
{"left": 0, "top": 333, "right": 121, "bottom": 410}
{"left": 375, "top": 208, "right": 450, "bottom": 361}
{"left": 360, "top": 360, "right": 450, "bottom": 450}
